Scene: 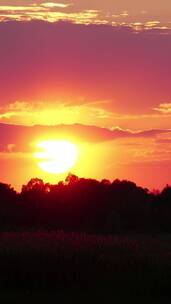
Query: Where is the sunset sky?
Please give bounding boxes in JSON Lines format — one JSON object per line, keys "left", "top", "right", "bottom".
{"left": 0, "top": 0, "right": 171, "bottom": 191}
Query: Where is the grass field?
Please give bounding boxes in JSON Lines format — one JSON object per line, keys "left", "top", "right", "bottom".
{"left": 0, "top": 231, "right": 171, "bottom": 298}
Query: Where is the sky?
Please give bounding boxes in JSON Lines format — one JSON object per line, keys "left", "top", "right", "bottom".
{"left": 0, "top": 0, "right": 171, "bottom": 191}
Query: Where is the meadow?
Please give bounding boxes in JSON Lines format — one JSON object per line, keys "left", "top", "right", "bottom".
{"left": 0, "top": 231, "right": 171, "bottom": 297}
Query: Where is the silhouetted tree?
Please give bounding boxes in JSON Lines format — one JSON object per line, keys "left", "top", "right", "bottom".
{"left": 0, "top": 175, "right": 171, "bottom": 233}
{"left": 22, "top": 178, "right": 45, "bottom": 193}
{"left": 0, "top": 182, "right": 17, "bottom": 229}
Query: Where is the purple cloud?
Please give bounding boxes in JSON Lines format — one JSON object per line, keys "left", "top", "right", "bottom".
{"left": 0, "top": 122, "right": 171, "bottom": 152}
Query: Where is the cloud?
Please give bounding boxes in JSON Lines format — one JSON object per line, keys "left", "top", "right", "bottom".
{"left": 0, "top": 6, "right": 45, "bottom": 12}
{"left": 1, "top": 100, "right": 171, "bottom": 132}
{"left": 41, "top": 3, "right": 72, "bottom": 8}
{"left": 0, "top": 4, "right": 99, "bottom": 24}
{"left": 0, "top": 100, "right": 113, "bottom": 126}
{"left": 0, "top": 122, "right": 171, "bottom": 153}
{"left": 154, "top": 103, "right": 171, "bottom": 114}
{"left": 0, "top": 2, "right": 170, "bottom": 30}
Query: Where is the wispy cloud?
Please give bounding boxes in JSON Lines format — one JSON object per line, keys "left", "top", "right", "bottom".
{"left": 0, "top": 3, "right": 170, "bottom": 30}
{"left": 0, "top": 2, "right": 99, "bottom": 24}
{"left": 41, "top": 2, "right": 72, "bottom": 8}
{"left": 0, "top": 4, "right": 99, "bottom": 24}
{"left": 154, "top": 103, "right": 171, "bottom": 114}
{"left": 0, "top": 100, "right": 113, "bottom": 126}
{"left": 0, "top": 6, "right": 45, "bottom": 12}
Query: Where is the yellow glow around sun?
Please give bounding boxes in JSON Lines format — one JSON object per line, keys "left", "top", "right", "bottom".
{"left": 34, "top": 140, "right": 79, "bottom": 174}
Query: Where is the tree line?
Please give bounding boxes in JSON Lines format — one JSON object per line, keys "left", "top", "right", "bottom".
{"left": 0, "top": 173, "right": 171, "bottom": 233}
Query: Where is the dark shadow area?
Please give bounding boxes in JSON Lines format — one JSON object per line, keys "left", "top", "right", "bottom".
{"left": 1, "top": 175, "right": 171, "bottom": 295}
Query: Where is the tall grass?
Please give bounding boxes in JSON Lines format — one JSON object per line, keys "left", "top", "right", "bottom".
{"left": 0, "top": 231, "right": 171, "bottom": 295}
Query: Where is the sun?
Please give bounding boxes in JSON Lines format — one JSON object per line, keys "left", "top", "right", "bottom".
{"left": 34, "top": 140, "right": 79, "bottom": 174}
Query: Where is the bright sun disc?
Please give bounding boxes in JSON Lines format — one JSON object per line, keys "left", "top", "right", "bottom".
{"left": 35, "top": 140, "right": 79, "bottom": 174}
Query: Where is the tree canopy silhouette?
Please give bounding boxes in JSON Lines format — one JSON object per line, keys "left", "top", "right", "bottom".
{"left": 0, "top": 174, "right": 171, "bottom": 233}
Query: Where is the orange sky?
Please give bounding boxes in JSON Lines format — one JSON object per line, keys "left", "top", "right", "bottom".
{"left": 0, "top": 1, "right": 171, "bottom": 191}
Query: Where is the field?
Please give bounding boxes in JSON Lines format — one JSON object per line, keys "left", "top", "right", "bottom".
{"left": 0, "top": 231, "right": 171, "bottom": 299}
